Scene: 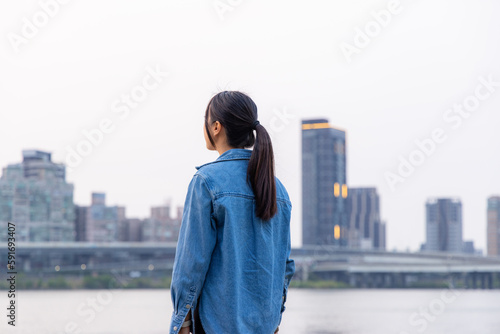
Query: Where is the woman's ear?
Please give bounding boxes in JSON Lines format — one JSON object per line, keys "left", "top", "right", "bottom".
{"left": 213, "top": 121, "right": 222, "bottom": 136}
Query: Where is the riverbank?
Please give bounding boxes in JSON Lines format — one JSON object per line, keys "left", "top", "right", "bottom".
{"left": 1, "top": 273, "right": 495, "bottom": 290}
{"left": 0, "top": 273, "right": 171, "bottom": 290}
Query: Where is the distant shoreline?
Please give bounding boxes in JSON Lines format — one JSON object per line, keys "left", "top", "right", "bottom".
{"left": 1, "top": 274, "right": 494, "bottom": 290}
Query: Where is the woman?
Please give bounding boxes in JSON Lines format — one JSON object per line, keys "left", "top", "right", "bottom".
{"left": 169, "top": 91, "right": 295, "bottom": 334}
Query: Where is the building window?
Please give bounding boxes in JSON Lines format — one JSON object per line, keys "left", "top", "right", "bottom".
{"left": 334, "top": 183, "right": 340, "bottom": 197}
{"left": 334, "top": 225, "right": 340, "bottom": 239}
{"left": 342, "top": 184, "right": 348, "bottom": 198}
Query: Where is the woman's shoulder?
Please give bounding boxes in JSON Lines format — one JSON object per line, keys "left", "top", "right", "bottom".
{"left": 193, "top": 162, "right": 291, "bottom": 206}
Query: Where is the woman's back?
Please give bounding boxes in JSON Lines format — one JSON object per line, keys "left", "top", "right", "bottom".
{"left": 169, "top": 148, "right": 294, "bottom": 333}
{"left": 170, "top": 90, "right": 295, "bottom": 334}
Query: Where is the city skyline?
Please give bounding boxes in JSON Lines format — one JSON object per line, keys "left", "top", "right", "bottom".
{"left": 1, "top": 148, "right": 497, "bottom": 256}
{"left": 0, "top": 149, "right": 183, "bottom": 243}
{"left": 1, "top": 1, "right": 499, "bottom": 252}
{"left": 1, "top": 2, "right": 500, "bottom": 333}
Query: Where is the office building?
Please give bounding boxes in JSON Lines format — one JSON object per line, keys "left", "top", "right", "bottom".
{"left": 487, "top": 196, "right": 500, "bottom": 256}
{"left": 0, "top": 150, "right": 75, "bottom": 241}
{"left": 425, "top": 198, "right": 463, "bottom": 253}
{"left": 77, "top": 192, "right": 126, "bottom": 242}
{"left": 347, "top": 187, "right": 386, "bottom": 250}
{"left": 302, "top": 119, "right": 348, "bottom": 246}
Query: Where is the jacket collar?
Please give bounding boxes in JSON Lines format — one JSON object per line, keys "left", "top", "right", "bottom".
{"left": 195, "top": 148, "right": 253, "bottom": 170}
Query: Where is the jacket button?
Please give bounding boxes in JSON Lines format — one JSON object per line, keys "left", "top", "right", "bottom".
{"left": 186, "top": 304, "right": 191, "bottom": 309}
{"left": 173, "top": 326, "right": 178, "bottom": 330}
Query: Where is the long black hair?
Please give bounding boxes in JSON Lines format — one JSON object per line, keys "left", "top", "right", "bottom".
{"left": 204, "top": 91, "right": 277, "bottom": 221}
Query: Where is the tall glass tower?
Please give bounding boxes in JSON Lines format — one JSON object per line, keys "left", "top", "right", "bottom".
{"left": 347, "top": 187, "right": 386, "bottom": 250}
{"left": 425, "top": 198, "right": 463, "bottom": 253}
{"left": 302, "top": 119, "right": 347, "bottom": 246}
{"left": 487, "top": 196, "right": 500, "bottom": 257}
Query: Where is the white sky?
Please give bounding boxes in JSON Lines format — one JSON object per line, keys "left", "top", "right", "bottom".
{"left": 1, "top": 0, "right": 499, "bottom": 251}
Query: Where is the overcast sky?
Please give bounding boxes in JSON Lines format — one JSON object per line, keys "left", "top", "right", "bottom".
{"left": 1, "top": 0, "right": 499, "bottom": 251}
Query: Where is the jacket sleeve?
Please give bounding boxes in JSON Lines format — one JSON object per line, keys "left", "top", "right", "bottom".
{"left": 279, "top": 220, "right": 295, "bottom": 322}
{"left": 169, "top": 174, "right": 217, "bottom": 334}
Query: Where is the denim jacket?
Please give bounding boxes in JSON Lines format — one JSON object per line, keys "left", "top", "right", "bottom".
{"left": 169, "top": 148, "right": 295, "bottom": 334}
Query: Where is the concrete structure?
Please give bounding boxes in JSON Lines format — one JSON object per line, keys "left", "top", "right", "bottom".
{"left": 347, "top": 187, "right": 386, "bottom": 250}
{"left": 0, "top": 241, "right": 177, "bottom": 274}
{"left": 487, "top": 196, "right": 500, "bottom": 256}
{"left": 292, "top": 246, "right": 500, "bottom": 289}
{"left": 302, "top": 119, "right": 348, "bottom": 247}
{"left": 0, "top": 150, "right": 75, "bottom": 242}
{"left": 425, "top": 198, "right": 463, "bottom": 253}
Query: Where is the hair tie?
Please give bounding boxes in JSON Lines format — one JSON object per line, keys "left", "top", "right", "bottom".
{"left": 252, "top": 120, "right": 260, "bottom": 130}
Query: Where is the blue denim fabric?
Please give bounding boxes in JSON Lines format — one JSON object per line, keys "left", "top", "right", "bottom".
{"left": 169, "top": 148, "right": 295, "bottom": 334}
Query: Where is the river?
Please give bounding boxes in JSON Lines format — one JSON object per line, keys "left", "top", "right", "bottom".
{"left": 0, "top": 288, "right": 499, "bottom": 333}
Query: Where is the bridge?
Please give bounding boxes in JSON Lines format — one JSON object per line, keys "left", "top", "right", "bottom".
{"left": 292, "top": 246, "right": 500, "bottom": 289}
{"left": 1, "top": 243, "right": 500, "bottom": 288}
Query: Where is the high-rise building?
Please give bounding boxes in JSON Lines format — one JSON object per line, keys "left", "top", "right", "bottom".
{"left": 82, "top": 192, "right": 125, "bottom": 242}
{"left": 487, "top": 196, "right": 500, "bottom": 256}
{"left": 75, "top": 205, "right": 88, "bottom": 241}
{"left": 374, "top": 220, "right": 386, "bottom": 250}
{"left": 347, "top": 187, "right": 386, "bottom": 250}
{"left": 0, "top": 150, "right": 75, "bottom": 242}
{"left": 425, "top": 198, "right": 463, "bottom": 253}
{"left": 302, "top": 119, "right": 348, "bottom": 246}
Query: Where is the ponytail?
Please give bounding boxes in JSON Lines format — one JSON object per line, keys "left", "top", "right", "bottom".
{"left": 204, "top": 90, "right": 278, "bottom": 221}
{"left": 247, "top": 123, "right": 277, "bottom": 221}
